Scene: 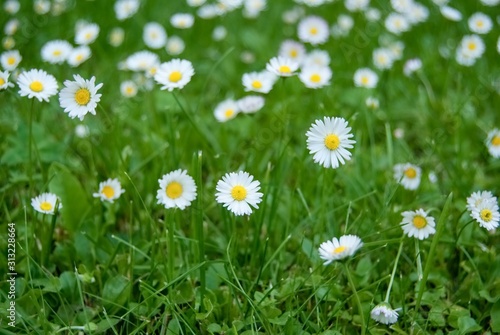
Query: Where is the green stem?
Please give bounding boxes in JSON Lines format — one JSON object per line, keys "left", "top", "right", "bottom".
{"left": 415, "top": 239, "right": 423, "bottom": 281}
{"left": 343, "top": 262, "right": 366, "bottom": 335}
{"left": 167, "top": 210, "right": 175, "bottom": 282}
{"left": 193, "top": 151, "right": 205, "bottom": 308}
{"left": 28, "top": 99, "right": 35, "bottom": 198}
{"left": 43, "top": 207, "right": 58, "bottom": 268}
{"left": 385, "top": 238, "right": 404, "bottom": 303}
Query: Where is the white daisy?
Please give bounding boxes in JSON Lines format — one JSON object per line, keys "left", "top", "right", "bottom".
{"left": 318, "top": 235, "right": 363, "bottom": 265}
{"left": 345, "top": 0, "right": 370, "bottom": 12}
{"left": 480, "top": 0, "right": 500, "bottom": 5}
{"left": 353, "top": 68, "right": 378, "bottom": 88}
{"left": 17, "top": 69, "right": 58, "bottom": 102}
{"left": 41, "top": 40, "right": 72, "bottom": 64}
{"left": 166, "top": 36, "right": 185, "bottom": 55}
{"left": 278, "top": 39, "right": 306, "bottom": 64}
{"left": 114, "top": 0, "right": 140, "bottom": 20}
{"left": 143, "top": 22, "right": 167, "bottom": 49}
{"left": 243, "top": 0, "right": 266, "bottom": 18}
{"left": 33, "top": 0, "right": 50, "bottom": 15}
{"left": 458, "top": 35, "right": 485, "bottom": 59}
{"left": 470, "top": 200, "right": 500, "bottom": 231}
{"left": 298, "top": 65, "right": 332, "bottom": 89}
{"left": 154, "top": 59, "right": 194, "bottom": 91}
{"left": 266, "top": 56, "right": 299, "bottom": 77}
{"left": 120, "top": 80, "right": 138, "bottom": 98}
{"left": 59, "top": 75, "right": 103, "bottom": 121}
{"left": 75, "top": 22, "right": 100, "bottom": 45}
{"left": 306, "top": 116, "right": 356, "bottom": 169}
{"left": 385, "top": 12, "right": 410, "bottom": 35}
{"left": 400, "top": 209, "right": 436, "bottom": 240}
{"left": 31, "top": 192, "right": 62, "bottom": 215}
{"left": 365, "top": 96, "right": 379, "bottom": 109}
{"left": 237, "top": 95, "right": 265, "bottom": 114}
{"left": 0, "top": 70, "right": 14, "bottom": 90}
{"left": 466, "top": 190, "right": 496, "bottom": 212}
{"left": 187, "top": 0, "right": 206, "bottom": 6}
{"left": 157, "top": 169, "right": 197, "bottom": 210}
{"left": 4, "top": 18, "right": 19, "bottom": 36}
{"left": 242, "top": 71, "right": 277, "bottom": 93}
{"left": 4, "top": 0, "right": 20, "bottom": 15}
{"left": 170, "top": 13, "right": 195, "bottom": 29}
{"left": 406, "top": 3, "right": 429, "bottom": 24}
{"left": 301, "top": 49, "right": 331, "bottom": 67}
{"left": 109, "top": 27, "right": 125, "bottom": 47}
{"left": 373, "top": 48, "right": 395, "bottom": 70}
{"left": 75, "top": 124, "right": 90, "bottom": 138}
{"left": 393, "top": 163, "right": 421, "bottom": 190}
{"left": 297, "top": 15, "right": 329, "bottom": 45}
{"left": 2, "top": 36, "right": 15, "bottom": 50}
{"left": 468, "top": 12, "right": 492, "bottom": 34}
{"left": 403, "top": 58, "right": 422, "bottom": 76}
{"left": 93, "top": 178, "right": 125, "bottom": 203}
{"left": 67, "top": 45, "right": 91, "bottom": 67}
{"left": 125, "top": 50, "right": 159, "bottom": 72}
{"left": 215, "top": 171, "right": 263, "bottom": 216}
{"left": 370, "top": 303, "right": 399, "bottom": 325}
{"left": 214, "top": 98, "right": 240, "bottom": 122}
{"left": 486, "top": 128, "right": 500, "bottom": 158}
{"left": 212, "top": 26, "right": 227, "bottom": 41}
{"left": 440, "top": 6, "right": 462, "bottom": 21}
{"left": 365, "top": 7, "right": 382, "bottom": 21}
{"left": 1, "top": 49, "right": 22, "bottom": 71}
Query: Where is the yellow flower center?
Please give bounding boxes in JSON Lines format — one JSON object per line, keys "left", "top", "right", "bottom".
{"left": 166, "top": 181, "right": 183, "bottom": 199}
{"left": 169, "top": 71, "right": 182, "bottom": 83}
{"left": 0, "top": 78, "right": 5, "bottom": 86}
{"left": 324, "top": 134, "right": 340, "bottom": 150}
{"left": 76, "top": 54, "right": 83, "bottom": 61}
{"left": 333, "top": 246, "right": 346, "bottom": 254}
{"left": 231, "top": 185, "right": 247, "bottom": 201}
{"left": 30, "top": 81, "right": 44, "bottom": 92}
{"left": 74, "top": 88, "right": 91, "bottom": 105}
{"left": 361, "top": 76, "right": 369, "bottom": 85}
{"left": 251, "top": 80, "right": 262, "bottom": 89}
{"left": 468, "top": 42, "right": 476, "bottom": 51}
{"left": 404, "top": 167, "right": 417, "bottom": 179}
{"left": 310, "top": 74, "right": 321, "bottom": 83}
{"left": 279, "top": 65, "right": 291, "bottom": 74}
{"left": 125, "top": 86, "right": 134, "bottom": 95}
{"left": 476, "top": 20, "right": 483, "bottom": 27}
{"left": 412, "top": 215, "right": 427, "bottom": 229}
{"left": 310, "top": 27, "right": 318, "bottom": 35}
{"left": 85, "top": 32, "right": 92, "bottom": 40}
{"left": 224, "top": 109, "right": 234, "bottom": 118}
{"left": 101, "top": 185, "right": 115, "bottom": 199}
{"left": 40, "top": 201, "right": 53, "bottom": 211}
{"left": 491, "top": 136, "right": 500, "bottom": 146}
{"left": 53, "top": 50, "right": 62, "bottom": 56}
{"left": 480, "top": 209, "right": 492, "bottom": 222}
{"left": 289, "top": 49, "right": 298, "bottom": 58}
{"left": 7, "top": 56, "right": 15, "bottom": 65}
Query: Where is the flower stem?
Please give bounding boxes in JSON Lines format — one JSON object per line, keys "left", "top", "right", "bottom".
{"left": 28, "top": 99, "right": 35, "bottom": 198}
{"left": 343, "top": 262, "right": 366, "bottom": 335}
{"left": 193, "top": 151, "right": 205, "bottom": 308}
{"left": 167, "top": 210, "right": 175, "bottom": 282}
{"left": 415, "top": 239, "right": 423, "bottom": 281}
{"left": 385, "top": 238, "right": 404, "bottom": 303}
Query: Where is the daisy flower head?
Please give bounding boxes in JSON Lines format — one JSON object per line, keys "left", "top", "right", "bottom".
{"left": 4, "top": 0, "right": 20, "bottom": 15}
{"left": 406, "top": 3, "right": 429, "bottom": 24}
{"left": 468, "top": 12, "right": 492, "bottom": 34}
{"left": 400, "top": 208, "right": 436, "bottom": 240}
{"left": 120, "top": 80, "right": 138, "bottom": 98}
{"left": 385, "top": 12, "right": 410, "bottom": 35}
{"left": 318, "top": 235, "right": 363, "bottom": 265}
{"left": 59, "top": 75, "right": 103, "bottom": 121}
{"left": 345, "top": 0, "right": 370, "bottom": 12}
{"left": 365, "top": 96, "right": 379, "bottom": 109}
{"left": 125, "top": 50, "right": 159, "bottom": 72}
{"left": 31, "top": 192, "right": 62, "bottom": 215}
{"left": 1, "top": 49, "right": 22, "bottom": 71}
{"left": 17, "top": 69, "right": 58, "bottom": 102}
{"left": 486, "top": 128, "right": 500, "bottom": 158}
{"left": 212, "top": 26, "right": 227, "bottom": 41}
{"left": 41, "top": 40, "right": 72, "bottom": 64}
{"left": 215, "top": 171, "right": 263, "bottom": 216}
{"left": 480, "top": 0, "right": 500, "bottom": 5}
{"left": 298, "top": 65, "right": 332, "bottom": 89}
{"left": 278, "top": 39, "right": 306, "bottom": 64}
{"left": 75, "top": 124, "right": 90, "bottom": 138}
{"left": 440, "top": 6, "right": 462, "bottom": 21}
{"left": 242, "top": 71, "right": 277, "bottom": 93}
{"left": 243, "top": 0, "right": 267, "bottom": 18}
{"left": 187, "top": 0, "right": 207, "bottom": 6}
{"left": 393, "top": 163, "right": 421, "bottom": 190}
{"left": 157, "top": 169, "right": 197, "bottom": 210}
{"left": 34, "top": 0, "right": 50, "bottom": 15}
{"left": 237, "top": 95, "right": 265, "bottom": 114}
{"left": 214, "top": 98, "right": 240, "bottom": 122}
{"left": 466, "top": 190, "right": 496, "bottom": 212}
{"left": 370, "top": 303, "right": 399, "bottom": 325}
{"left": 373, "top": 48, "right": 395, "bottom": 70}
{"left": 302, "top": 49, "right": 330, "bottom": 67}
{"left": 93, "top": 178, "right": 125, "bottom": 203}
{"left": 297, "top": 15, "right": 329, "bottom": 45}
{"left": 170, "top": 13, "right": 195, "bottom": 29}
{"left": 154, "top": 59, "right": 194, "bottom": 91}
{"left": 143, "top": 22, "right": 167, "bottom": 49}
{"left": 0, "top": 70, "right": 14, "bottom": 90}
{"left": 403, "top": 58, "right": 422, "bottom": 76}
{"left": 470, "top": 199, "right": 500, "bottom": 231}
{"left": 109, "top": 27, "right": 125, "bottom": 47}
{"left": 166, "top": 36, "right": 185, "bottom": 55}
{"left": 75, "top": 22, "right": 100, "bottom": 45}
{"left": 5, "top": 18, "right": 19, "bottom": 36}
{"left": 67, "top": 45, "right": 91, "bottom": 67}
{"left": 353, "top": 68, "right": 378, "bottom": 88}
{"left": 306, "top": 116, "right": 356, "bottom": 169}
{"left": 115, "top": 0, "right": 140, "bottom": 20}
{"left": 458, "top": 34, "right": 485, "bottom": 59}
{"left": 266, "top": 56, "right": 299, "bottom": 77}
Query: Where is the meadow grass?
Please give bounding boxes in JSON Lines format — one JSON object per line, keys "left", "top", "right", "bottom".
{"left": 1, "top": 0, "right": 500, "bottom": 334}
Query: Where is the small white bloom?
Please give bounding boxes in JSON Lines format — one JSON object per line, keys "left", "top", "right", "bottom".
{"left": 365, "top": 96, "right": 379, "bottom": 109}
{"left": 458, "top": 34, "right": 485, "bottom": 59}
{"left": 171, "top": 13, "right": 195, "bottom": 29}
{"left": 31, "top": 192, "right": 62, "bottom": 215}
{"left": 237, "top": 95, "right": 265, "bottom": 114}
{"left": 242, "top": 71, "right": 277, "bottom": 93}
{"left": 385, "top": 12, "right": 410, "bottom": 35}
{"left": 4, "top": 18, "right": 19, "bottom": 35}
{"left": 468, "top": 12, "right": 492, "bottom": 34}
{"left": 278, "top": 39, "right": 306, "bottom": 63}
{"left": 486, "top": 128, "right": 500, "bottom": 158}
{"left": 154, "top": 59, "right": 195, "bottom": 91}
{"left": 212, "top": 26, "right": 227, "bottom": 41}
{"left": 403, "top": 58, "right": 422, "bottom": 76}
{"left": 345, "top": 0, "right": 370, "bottom": 12}
{"left": 59, "top": 75, "right": 103, "bottom": 120}
{"left": 157, "top": 169, "right": 197, "bottom": 210}
{"left": 75, "top": 22, "right": 100, "bottom": 45}
{"left": 125, "top": 50, "right": 159, "bottom": 72}
{"left": 115, "top": 0, "right": 140, "bottom": 20}
{"left": 301, "top": 49, "right": 331, "bottom": 67}
{"left": 466, "top": 190, "right": 496, "bottom": 212}
{"left": 17, "top": 69, "right": 58, "bottom": 102}
{"left": 75, "top": 124, "right": 90, "bottom": 138}
{"left": 440, "top": 6, "right": 462, "bottom": 21}
{"left": 67, "top": 45, "right": 91, "bottom": 67}
{"left": 120, "top": 80, "right": 138, "bottom": 98}
{"left": 166, "top": 36, "right": 185, "bottom": 55}
{"left": 318, "top": 235, "right": 363, "bottom": 264}
{"left": 373, "top": 48, "right": 395, "bottom": 70}
{"left": 266, "top": 56, "right": 299, "bottom": 77}
{"left": 4, "top": 0, "right": 20, "bottom": 15}
{"left": 41, "top": 40, "right": 72, "bottom": 64}
{"left": 93, "top": 178, "right": 125, "bottom": 203}
{"left": 297, "top": 15, "right": 329, "bottom": 45}
{"left": 214, "top": 99, "right": 240, "bottom": 122}
{"left": 353, "top": 68, "right": 378, "bottom": 88}
{"left": 370, "top": 303, "right": 399, "bottom": 325}
{"left": 298, "top": 65, "right": 332, "bottom": 89}
{"left": 109, "top": 27, "right": 125, "bottom": 47}
{"left": 215, "top": 171, "right": 263, "bottom": 216}
{"left": 471, "top": 199, "right": 500, "bottom": 231}
{"left": 34, "top": 0, "right": 50, "bottom": 15}
{"left": 143, "top": 22, "right": 167, "bottom": 49}
{"left": 0, "top": 70, "right": 15, "bottom": 90}
{"left": 400, "top": 208, "right": 436, "bottom": 240}
{"left": 393, "top": 163, "right": 421, "bottom": 190}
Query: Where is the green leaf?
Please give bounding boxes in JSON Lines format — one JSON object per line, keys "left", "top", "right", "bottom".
{"left": 448, "top": 305, "right": 470, "bottom": 329}
{"left": 457, "top": 316, "right": 482, "bottom": 333}
{"left": 102, "top": 275, "right": 130, "bottom": 313}
{"left": 207, "top": 323, "right": 222, "bottom": 334}
{"left": 490, "top": 300, "right": 500, "bottom": 332}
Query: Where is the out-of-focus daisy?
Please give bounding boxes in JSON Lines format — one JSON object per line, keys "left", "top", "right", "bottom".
{"left": 4, "top": 19, "right": 19, "bottom": 35}
{"left": 468, "top": 12, "right": 492, "bottom": 34}
{"left": 120, "top": 80, "right": 138, "bottom": 98}
{"left": 302, "top": 49, "right": 330, "bottom": 67}
{"left": 318, "top": 235, "right": 363, "bottom": 265}
{"left": 298, "top": 66, "right": 332, "bottom": 89}
{"left": 458, "top": 34, "right": 485, "bottom": 59}
{"left": 278, "top": 39, "right": 306, "bottom": 64}
{"left": 373, "top": 48, "right": 395, "bottom": 70}
{"left": 365, "top": 7, "right": 381, "bottom": 21}
{"left": 17, "top": 69, "right": 58, "bottom": 102}
{"left": 115, "top": 0, "right": 140, "bottom": 20}
{"left": 4, "top": 0, "right": 20, "bottom": 15}
{"left": 212, "top": 26, "right": 227, "bottom": 41}
{"left": 466, "top": 190, "right": 496, "bottom": 212}
{"left": 215, "top": 171, "right": 263, "bottom": 216}
{"left": 365, "top": 96, "right": 379, "bottom": 109}
{"left": 214, "top": 99, "right": 240, "bottom": 122}
{"left": 440, "top": 6, "right": 462, "bottom": 21}
{"left": 2, "top": 36, "right": 15, "bottom": 50}
{"left": 385, "top": 12, "right": 410, "bottom": 35}
{"left": 125, "top": 50, "right": 159, "bottom": 72}
{"left": 41, "top": 40, "right": 72, "bottom": 64}
{"left": 266, "top": 56, "right": 299, "bottom": 77}
{"left": 400, "top": 209, "right": 436, "bottom": 240}
{"left": 59, "top": 75, "right": 103, "bottom": 121}
{"left": 237, "top": 95, "right": 265, "bottom": 114}
{"left": 306, "top": 116, "right": 356, "bottom": 169}
{"left": 470, "top": 199, "right": 500, "bottom": 231}
{"left": 406, "top": 3, "right": 429, "bottom": 24}
{"left": 370, "top": 303, "right": 399, "bottom": 325}
{"left": 0, "top": 70, "right": 14, "bottom": 90}
{"left": 403, "top": 58, "right": 422, "bottom": 76}
{"left": 243, "top": 0, "right": 267, "bottom": 18}
{"left": 432, "top": 0, "right": 449, "bottom": 5}
{"left": 337, "top": 14, "right": 354, "bottom": 34}
{"left": 75, "top": 22, "right": 100, "bottom": 45}
{"left": 242, "top": 71, "right": 277, "bottom": 93}
{"left": 390, "top": 0, "right": 412, "bottom": 13}
{"left": 354, "top": 68, "right": 378, "bottom": 88}
{"left": 486, "top": 129, "right": 500, "bottom": 158}
{"left": 34, "top": 0, "right": 50, "bottom": 15}
{"left": 388, "top": 41, "right": 405, "bottom": 60}
{"left": 31, "top": 192, "right": 62, "bottom": 215}
{"left": 143, "top": 22, "right": 167, "bottom": 49}
{"left": 109, "top": 27, "right": 125, "bottom": 47}
{"left": 154, "top": 59, "right": 194, "bottom": 91}
{"left": 157, "top": 169, "right": 197, "bottom": 210}
{"left": 67, "top": 45, "right": 91, "bottom": 67}
{"left": 297, "top": 15, "right": 329, "bottom": 45}
{"left": 187, "top": 0, "right": 206, "bottom": 6}
{"left": 282, "top": 6, "right": 304, "bottom": 24}
{"left": 345, "top": 0, "right": 370, "bottom": 12}
{"left": 393, "top": 163, "right": 421, "bottom": 190}
{"left": 480, "top": 0, "right": 500, "bottom": 5}
{"left": 197, "top": 4, "right": 221, "bottom": 19}
{"left": 93, "top": 178, "right": 125, "bottom": 203}
{"left": 1, "top": 49, "right": 21, "bottom": 71}
{"left": 75, "top": 124, "right": 89, "bottom": 138}
{"left": 166, "top": 36, "right": 185, "bottom": 55}
{"left": 171, "top": 13, "right": 195, "bottom": 29}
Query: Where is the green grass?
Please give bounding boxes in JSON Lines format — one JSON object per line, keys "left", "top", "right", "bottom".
{"left": 1, "top": 0, "right": 500, "bottom": 334}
